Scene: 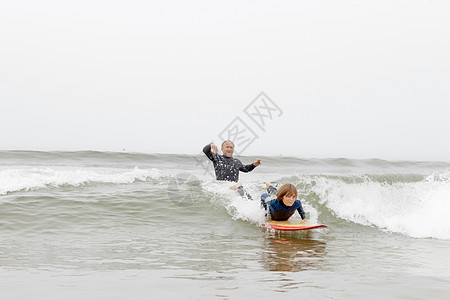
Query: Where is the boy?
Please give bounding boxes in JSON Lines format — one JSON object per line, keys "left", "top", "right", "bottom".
{"left": 261, "top": 182, "right": 308, "bottom": 222}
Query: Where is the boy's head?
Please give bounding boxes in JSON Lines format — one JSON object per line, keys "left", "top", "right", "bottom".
{"left": 276, "top": 183, "right": 298, "bottom": 201}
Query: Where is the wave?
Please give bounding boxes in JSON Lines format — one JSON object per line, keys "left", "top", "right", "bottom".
{"left": 303, "top": 171, "right": 450, "bottom": 239}
{"left": 166, "top": 170, "right": 450, "bottom": 240}
{"left": 2, "top": 150, "right": 449, "bottom": 240}
{"left": 198, "top": 181, "right": 323, "bottom": 227}
{"left": 200, "top": 181, "right": 267, "bottom": 224}
{"left": 0, "top": 167, "right": 164, "bottom": 195}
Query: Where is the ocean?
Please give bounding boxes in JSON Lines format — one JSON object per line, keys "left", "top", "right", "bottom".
{"left": 1, "top": 150, "right": 449, "bottom": 299}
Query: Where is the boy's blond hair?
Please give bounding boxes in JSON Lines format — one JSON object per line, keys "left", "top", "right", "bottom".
{"left": 276, "top": 183, "right": 298, "bottom": 201}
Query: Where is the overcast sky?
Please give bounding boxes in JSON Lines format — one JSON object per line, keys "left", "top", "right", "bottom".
{"left": 1, "top": 0, "right": 449, "bottom": 161}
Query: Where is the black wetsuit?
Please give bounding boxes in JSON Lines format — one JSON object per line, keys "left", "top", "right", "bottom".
{"left": 203, "top": 143, "right": 256, "bottom": 199}
{"left": 202, "top": 144, "right": 256, "bottom": 182}
{"left": 261, "top": 185, "right": 306, "bottom": 221}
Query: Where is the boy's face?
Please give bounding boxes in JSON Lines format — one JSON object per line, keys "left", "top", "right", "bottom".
{"left": 282, "top": 194, "right": 296, "bottom": 207}
{"left": 221, "top": 142, "right": 234, "bottom": 157}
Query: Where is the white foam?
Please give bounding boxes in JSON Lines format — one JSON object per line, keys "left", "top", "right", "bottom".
{"left": 201, "top": 181, "right": 319, "bottom": 225}
{"left": 0, "top": 167, "right": 164, "bottom": 195}
{"left": 313, "top": 171, "right": 450, "bottom": 239}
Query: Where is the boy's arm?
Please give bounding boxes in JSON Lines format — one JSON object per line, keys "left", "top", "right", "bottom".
{"left": 296, "top": 201, "right": 306, "bottom": 220}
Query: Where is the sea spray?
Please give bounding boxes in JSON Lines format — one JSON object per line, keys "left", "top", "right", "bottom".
{"left": 201, "top": 180, "right": 320, "bottom": 225}
{"left": 0, "top": 167, "right": 163, "bottom": 195}
{"left": 309, "top": 171, "right": 450, "bottom": 239}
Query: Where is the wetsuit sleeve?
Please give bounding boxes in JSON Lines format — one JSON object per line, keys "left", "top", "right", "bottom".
{"left": 297, "top": 201, "right": 306, "bottom": 219}
{"left": 236, "top": 159, "right": 256, "bottom": 173}
{"left": 202, "top": 144, "right": 214, "bottom": 161}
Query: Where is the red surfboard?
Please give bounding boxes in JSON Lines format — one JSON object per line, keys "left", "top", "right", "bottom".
{"left": 265, "top": 219, "right": 327, "bottom": 231}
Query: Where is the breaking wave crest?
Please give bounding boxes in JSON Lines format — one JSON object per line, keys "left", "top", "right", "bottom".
{"left": 0, "top": 167, "right": 164, "bottom": 195}
{"left": 306, "top": 171, "right": 450, "bottom": 239}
